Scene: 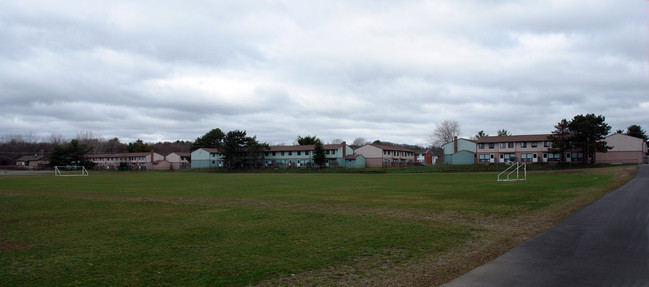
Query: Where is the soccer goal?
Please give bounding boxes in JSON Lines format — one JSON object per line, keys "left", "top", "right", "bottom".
{"left": 54, "top": 166, "right": 89, "bottom": 176}
{"left": 497, "top": 162, "right": 526, "bottom": 182}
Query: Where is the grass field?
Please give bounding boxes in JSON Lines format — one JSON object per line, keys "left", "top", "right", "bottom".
{"left": 0, "top": 166, "right": 637, "bottom": 286}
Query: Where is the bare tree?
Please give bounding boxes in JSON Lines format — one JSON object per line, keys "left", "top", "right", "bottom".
{"left": 330, "top": 138, "right": 343, "bottom": 144}
{"left": 429, "top": 120, "right": 461, "bottom": 147}
{"left": 76, "top": 131, "right": 107, "bottom": 153}
{"left": 24, "top": 131, "right": 39, "bottom": 143}
{"left": 351, "top": 137, "right": 368, "bottom": 148}
{"left": 48, "top": 133, "right": 67, "bottom": 147}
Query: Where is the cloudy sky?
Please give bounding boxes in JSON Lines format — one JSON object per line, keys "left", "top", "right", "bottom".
{"left": 1, "top": 0, "right": 647, "bottom": 146}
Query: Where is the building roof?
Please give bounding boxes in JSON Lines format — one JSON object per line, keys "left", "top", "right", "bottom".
{"left": 195, "top": 148, "right": 220, "bottom": 153}
{"left": 85, "top": 152, "right": 156, "bottom": 158}
{"left": 344, "top": 154, "right": 364, "bottom": 159}
{"left": 362, "top": 144, "right": 414, "bottom": 152}
{"left": 268, "top": 144, "right": 345, "bottom": 152}
{"left": 17, "top": 155, "right": 46, "bottom": 161}
{"left": 476, "top": 134, "right": 551, "bottom": 143}
{"left": 167, "top": 152, "right": 191, "bottom": 157}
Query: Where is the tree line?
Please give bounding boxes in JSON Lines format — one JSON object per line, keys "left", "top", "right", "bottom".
{"left": 0, "top": 132, "right": 191, "bottom": 167}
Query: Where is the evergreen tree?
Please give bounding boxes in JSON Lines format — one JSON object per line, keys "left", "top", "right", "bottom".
{"left": 312, "top": 140, "right": 326, "bottom": 167}
{"left": 626, "top": 125, "right": 648, "bottom": 140}
{"left": 296, "top": 135, "right": 319, "bottom": 145}
{"left": 568, "top": 114, "right": 611, "bottom": 165}
{"left": 192, "top": 128, "right": 225, "bottom": 151}
{"left": 49, "top": 139, "right": 94, "bottom": 168}
{"left": 127, "top": 139, "right": 154, "bottom": 152}
{"left": 549, "top": 119, "right": 572, "bottom": 164}
{"left": 221, "top": 130, "right": 268, "bottom": 169}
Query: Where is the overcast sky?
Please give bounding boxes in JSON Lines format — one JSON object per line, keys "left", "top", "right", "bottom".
{"left": 1, "top": 0, "right": 647, "bottom": 146}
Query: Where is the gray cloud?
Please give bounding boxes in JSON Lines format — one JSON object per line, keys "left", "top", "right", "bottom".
{"left": 1, "top": 0, "right": 647, "bottom": 145}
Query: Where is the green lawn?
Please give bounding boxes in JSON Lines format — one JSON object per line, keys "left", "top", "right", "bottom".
{"left": 0, "top": 167, "right": 636, "bottom": 286}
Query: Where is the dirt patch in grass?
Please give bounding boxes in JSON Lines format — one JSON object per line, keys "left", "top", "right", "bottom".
{"left": 0, "top": 241, "right": 36, "bottom": 252}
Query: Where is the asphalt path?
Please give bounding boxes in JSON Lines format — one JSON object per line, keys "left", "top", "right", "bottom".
{"left": 443, "top": 165, "right": 649, "bottom": 287}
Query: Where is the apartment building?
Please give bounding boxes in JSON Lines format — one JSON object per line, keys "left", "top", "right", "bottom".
{"left": 595, "top": 133, "right": 648, "bottom": 164}
{"left": 354, "top": 143, "right": 416, "bottom": 168}
{"left": 190, "top": 143, "right": 365, "bottom": 169}
{"left": 166, "top": 152, "right": 191, "bottom": 170}
{"left": 85, "top": 152, "right": 165, "bottom": 170}
{"left": 475, "top": 134, "right": 585, "bottom": 164}
{"left": 263, "top": 142, "right": 363, "bottom": 168}
{"left": 190, "top": 148, "right": 223, "bottom": 168}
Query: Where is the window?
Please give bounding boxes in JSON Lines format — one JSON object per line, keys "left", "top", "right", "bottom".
{"left": 265, "top": 152, "right": 269, "bottom": 156}
{"left": 544, "top": 153, "right": 560, "bottom": 161}
{"left": 521, "top": 153, "right": 534, "bottom": 162}
{"left": 326, "top": 150, "right": 330, "bottom": 155}
{"left": 571, "top": 153, "right": 583, "bottom": 160}
{"left": 489, "top": 143, "right": 495, "bottom": 149}
{"left": 305, "top": 151, "right": 310, "bottom": 155}
{"left": 288, "top": 151, "right": 292, "bottom": 156}
{"left": 544, "top": 141, "right": 551, "bottom": 147}
{"left": 479, "top": 154, "right": 490, "bottom": 162}
{"left": 531, "top": 142, "right": 538, "bottom": 147}
{"left": 500, "top": 143, "right": 506, "bottom": 148}
{"left": 521, "top": 142, "right": 527, "bottom": 148}
{"left": 272, "top": 152, "right": 276, "bottom": 156}
{"left": 503, "top": 153, "right": 516, "bottom": 162}
{"left": 479, "top": 143, "right": 485, "bottom": 149}
{"left": 281, "top": 152, "right": 285, "bottom": 156}
{"left": 332, "top": 150, "right": 336, "bottom": 155}
{"left": 508, "top": 142, "right": 514, "bottom": 148}
{"left": 297, "top": 151, "right": 301, "bottom": 155}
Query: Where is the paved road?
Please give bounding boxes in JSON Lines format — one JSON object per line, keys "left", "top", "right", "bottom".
{"left": 443, "top": 165, "right": 649, "bottom": 287}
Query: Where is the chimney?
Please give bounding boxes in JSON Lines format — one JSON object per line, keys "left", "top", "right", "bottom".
{"left": 454, "top": 136, "right": 458, "bottom": 153}
{"left": 342, "top": 141, "right": 347, "bottom": 157}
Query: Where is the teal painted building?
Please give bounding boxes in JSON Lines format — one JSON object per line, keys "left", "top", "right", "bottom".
{"left": 190, "top": 148, "right": 224, "bottom": 168}
{"left": 443, "top": 137, "right": 477, "bottom": 165}
{"left": 263, "top": 143, "right": 364, "bottom": 168}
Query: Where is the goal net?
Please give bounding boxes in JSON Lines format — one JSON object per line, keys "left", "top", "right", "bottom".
{"left": 54, "top": 166, "right": 89, "bottom": 176}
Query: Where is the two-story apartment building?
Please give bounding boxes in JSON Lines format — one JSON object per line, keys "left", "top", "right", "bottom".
{"left": 263, "top": 142, "right": 363, "bottom": 168}
{"left": 475, "top": 134, "right": 585, "bottom": 164}
{"left": 595, "top": 133, "right": 648, "bottom": 164}
{"left": 190, "top": 148, "right": 223, "bottom": 168}
{"left": 191, "top": 143, "right": 365, "bottom": 169}
{"left": 165, "top": 152, "right": 191, "bottom": 170}
{"left": 85, "top": 152, "right": 165, "bottom": 170}
{"left": 354, "top": 143, "right": 416, "bottom": 168}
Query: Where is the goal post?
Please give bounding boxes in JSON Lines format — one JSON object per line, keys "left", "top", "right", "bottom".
{"left": 497, "top": 162, "right": 526, "bottom": 182}
{"left": 54, "top": 166, "right": 89, "bottom": 176}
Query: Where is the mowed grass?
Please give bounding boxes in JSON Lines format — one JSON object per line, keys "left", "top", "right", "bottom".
{"left": 0, "top": 166, "right": 636, "bottom": 286}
